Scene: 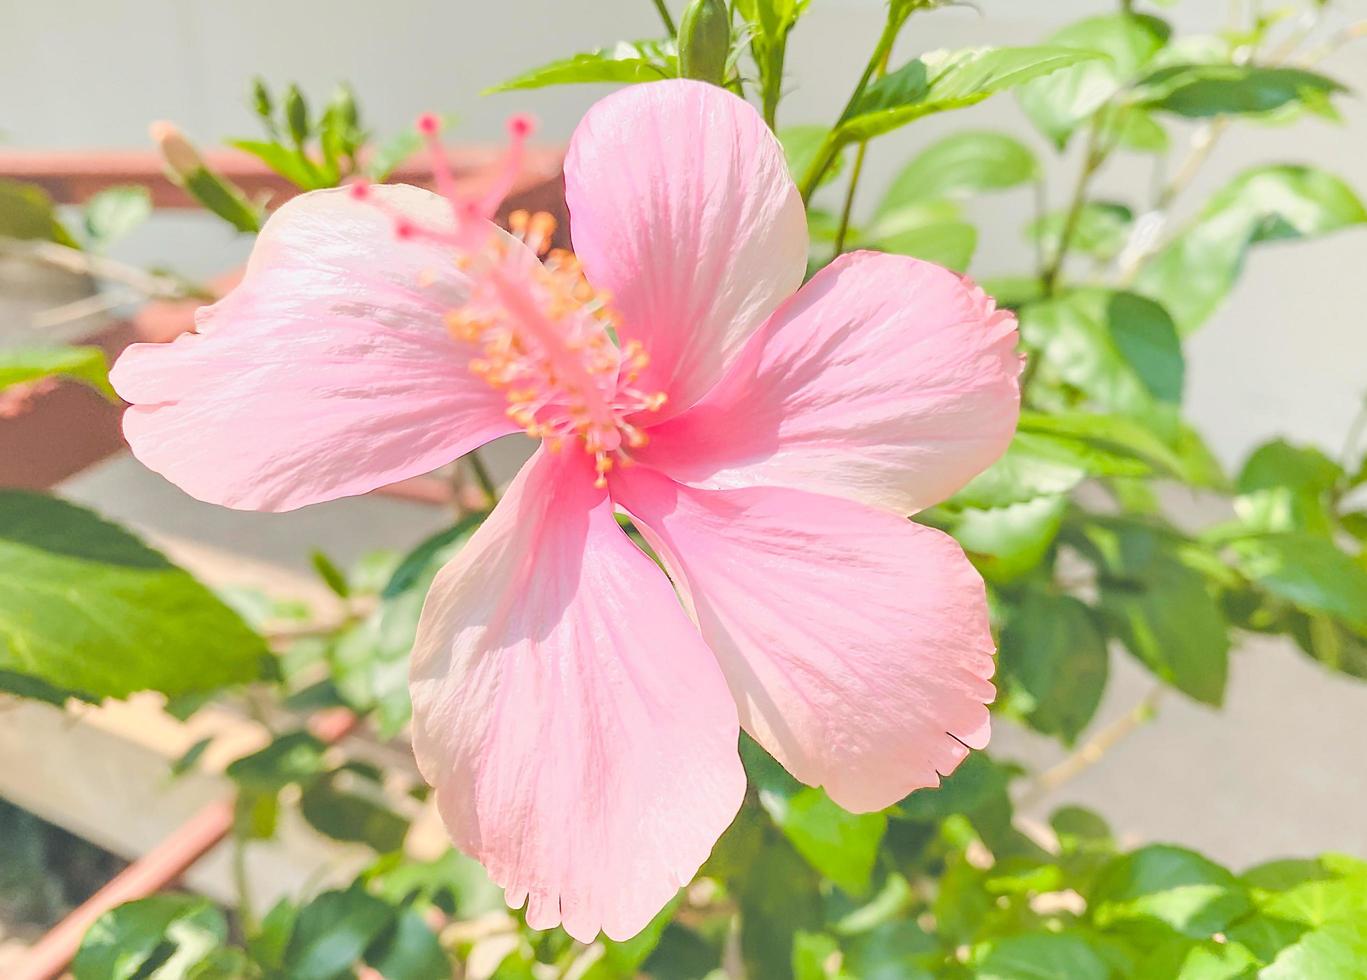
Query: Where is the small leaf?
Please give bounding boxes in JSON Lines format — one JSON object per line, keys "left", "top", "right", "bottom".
{"left": 1027, "top": 201, "right": 1133, "bottom": 261}
{"left": 1234, "top": 439, "right": 1341, "bottom": 536}
{"left": 1135, "top": 165, "right": 1367, "bottom": 334}
{"left": 485, "top": 39, "right": 677, "bottom": 93}
{"left": 1136, "top": 63, "right": 1345, "bottom": 118}
{"left": 1230, "top": 533, "right": 1367, "bottom": 633}
{"left": 1017, "top": 13, "right": 1172, "bottom": 148}
{"left": 226, "top": 730, "right": 327, "bottom": 792}
{"left": 1000, "top": 592, "right": 1109, "bottom": 743}
{"left": 876, "top": 131, "right": 1038, "bottom": 216}
{"left": 0, "top": 346, "right": 115, "bottom": 399}
{"left": 83, "top": 186, "right": 152, "bottom": 249}
{"left": 310, "top": 549, "right": 351, "bottom": 598}
{"left": 228, "top": 139, "right": 330, "bottom": 190}
{"left": 0, "top": 492, "right": 268, "bottom": 699}
{"left": 0, "top": 178, "right": 80, "bottom": 246}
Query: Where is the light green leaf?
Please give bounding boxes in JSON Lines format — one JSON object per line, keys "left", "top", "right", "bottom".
{"left": 368, "top": 130, "right": 423, "bottom": 181}
{"left": 1000, "top": 592, "right": 1108, "bottom": 744}
{"left": 947, "top": 494, "right": 1068, "bottom": 584}
{"left": 228, "top": 139, "right": 332, "bottom": 190}
{"left": 1133, "top": 937, "right": 1260, "bottom": 979}
{"left": 837, "top": 46, "right": 1100, "bottom": 144}
{"left": 1262, "top": 920, "right": 1367, "bottom": 980}
{"left": 1017, "top": 13, "right": 1172, "bottom": 148}
{"left": 1027, "top": 201, "right": 1134, "bottom": 261}
{"left": 871, "top": 220, "right": 977, "bottom": 272}
{"left": 1234, "top": 439, "right": 1341, "bottom": 536}
{"left": 952, "top": 433, "right": 1092, "bottom": 510}
{"left": 74, "top": 895, "right": 227, "bottom": 980}
{"left": 975, "top": 932, "right": 1111, "bottom": 980}
{"left": 1017, "top": 411, "right": 1198, "bottom": 482}
{"left": 1229, "top": 533, "right": 1367, "bottom": 633}
{"left": 83, "top": 186, "right": 152, "bottom": 249}
{"left": 1019, "top": 288, "right": 1183, "bottom": 418}
{"left": 1091, "top": 844, "right": 1252, "bottom": 938}
{"left": 485, "top": 40, "right": 677, "bottom": 93}
{"left": 1136, "top": 63, "right": 1345, "bottom": 118}
{"left": 0, "top": 346, "right": 115, "bottom": 399}
{"left": 1135, "top": 165, "right": 1367, "bottom": 334}
{"left": 780, "top": 125, "right": 845, "bottom": 188}
{"left": 876, "top": 131, "right": 1038, "bottom": 216}
{"left": 0, "top": 492, "right": 268, "bottom": 700}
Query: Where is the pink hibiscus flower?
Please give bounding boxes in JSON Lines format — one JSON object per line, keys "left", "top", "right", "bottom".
{"left": 111, "top": 79, "right": 1020, "bottom": 941}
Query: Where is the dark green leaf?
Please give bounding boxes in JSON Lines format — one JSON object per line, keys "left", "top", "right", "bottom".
{"left": 383, "top": 513, "right": 487, "bottom": 599}
{"left": 1137, "top": 64, "right": 1345, "bottom": 118}
{"left": 1000, "top": 592, "right": 1109, "bottom": 743}
{"left": 1017, "top": 14, "right": 1172, "bottom": 147}
{"left": 285, "top": 887, "right": 395, "bottom": 980}
{"left": 0, "top": 346, "right": 115, "bottom": 399}
{"left": 73, "top": 895, "right": 227, "bottom": 980}
{"left": 170, "top": 736, "right": 213, "bottom": 778}
{"left": 876, "top": 131, "right": 1038, "bottom": 216}
{"left": 310, "top": 550, "right": 351, "bottom": 598}
{"left": 0, "top": 492, "right": 268, "bottom": 699}
{"left": 225, "top": 730, "right": 327, "bottom": 792}
{"left": 485, "top": 40, "right": 677, "bottom": 93}
{"left": 364, "top": 907, "right": 450, "bottom": 980}
{"left": 1135, "top": 165, "right": 1367, "bottom": 334}
{"left": 300, "top": 774, "right": 409, "bottom": 853}
{"left": 83, "top": 186, "right": 152, "bottom": 249}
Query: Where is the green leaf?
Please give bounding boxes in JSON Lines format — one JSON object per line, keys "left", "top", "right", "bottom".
{"left": 364, "top": 907, "right": 450, "bottom": 980}
{"left": 1234, "top": 439, "right": 1341, "bottom": 536}
{"left": 1229, "top": 534, "right": 1367, "bottom": 633}
{"left": 1000, "top": 592, "right": 1108, "bottom": 743}
{"left": 1017, "top": 13, "right": 1172, "bottom": 148}
{"left": 485, "top": 39, "right": 677, "bottom": 93}
{"left": 383, "top": 512, "right": 486, "bottom": 600}
{"left": 74, "top": 895, "right": 227, "bottom": 980}
{"left": 310, "top": 549, "right": 351, "bottom": 598}
{"left": 946, "top": 494, "right": 1069, "bottom": 584}
{"left": 0, "top": 346, "right": 115, "bottom": 399}
{"left": 1090, "top": 844, "right": 1252, "bottom": 938}
{"left": 0, "top": 492, "right": 268, "bottom": 699}
{"left": 1019, "top": 289, "right": 1184, "bottom": 417}
{"left": 1133, "top": 937, "right": 1260, "bottom": 979}
{"left": 285, "top": 887, "right": 395, "bottom": 980}
{"left": 83, "top": 186, "right": 152, "bottom": 249}
{"left": 952, "top": 432, "right": 1091, "bottom": 510}
{"left": 1136, "top": 64, "right": 1345, "bottom": 119}
{"left": 228, "top": 139, "right": 331, "bottom": 190}
{"left": 1027, "top": 201, "right": 1133, "bottom": 262}
{"left": 974, "top": 932, "right": 1111, "bottom": 980}
{"left": 587, "top": 900, "right": 681, "bottom": 979}
{"left": 1135, "top": 165, "right": 1367, "bottom": 334}
{"left": 300, "top": 774, "right": 409, "bottom": 853}
{"left": 248, "top": 898, "right": 297, "bottom": 971}
{"left": 1017, "top": 412, "right": 1205, "bottom": 483}
{"left": 225, "top": 730, "right": 327, "bottom": 792}
{"left": 876, "top": 131, "right": 1038, "bottom": 216}
{"left": 0, "top": 178, "right": 79, "bottom": 246}
{"left": 1079, "top": 519, "right": 1230, "bottom": 704}
{"left": 780, "top": 125, "right": 845, "bottom": 189}
{"left": 872, "top": 220, "right": 977, "bottom": 272}
{"left": 837, "top": 46, "right": 1100, "bottom": 144}
{"left": 1261, "top": 920, "right": 1367, "bottom": 979}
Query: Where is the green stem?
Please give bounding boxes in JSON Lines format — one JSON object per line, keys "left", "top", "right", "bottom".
{"left": 467, "top": 449, "right": 500, "bottom": 507}
{"left": 231, "top": 834, "right": 256, "bottom": 935}
{"left": 761, "top": 39, "right": 788, "bottom": 130}
{"left": 798, "top": 7, "right": 909, "bottom": 202}
{"left": 1041, "top": 122, "right": 1107, "bottom": 295}
{"left": 831, "top": 141, "right": 869, "bottom": 258}
{"left": 651, "top": 0, "right": 677, "bottom": 35}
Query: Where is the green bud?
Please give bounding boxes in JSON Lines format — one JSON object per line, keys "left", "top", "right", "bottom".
{"left": 283, "top": 84, "right": 310, "bottom": 146}
{"left": 250, "top": 77, "right": 273, "bottom": 120}
{"left": 678, "top": 0, "right": 731, "bottom": 86}
{"left": 330, "top": 83, "right": 359, "bottom": 130}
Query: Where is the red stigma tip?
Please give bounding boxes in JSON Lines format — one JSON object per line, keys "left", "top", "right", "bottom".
{"left": 348, "top": 179, "right": 370, "bottom": 200}
{"left": 508, "top": 114, "right": 535, "bottom": 139}
{"left": 416, "top": 113, "right": 441, "bottom": 136}
{"left": 394, "top": 218, "right": 416, "bottom": 239}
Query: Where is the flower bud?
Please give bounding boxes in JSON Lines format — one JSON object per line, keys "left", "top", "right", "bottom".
{"left": 250, "top": 77, "right": 273, "bottom": 120}
{"left": 678, "top": 0, "right": 731, "bottom": 87}
{"left": 283, "top": 84, "right": 310, "bottom": 145}
{"left": 150, "top": 120, "right": 202, "bottom": 178}
{"left": 149, "top": 121, "right": 261, "bottom": 233}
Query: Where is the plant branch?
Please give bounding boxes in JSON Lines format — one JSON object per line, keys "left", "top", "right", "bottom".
{"left": 831, "top": 142, "right": 869, "bottom": 258}
{"left": 1017, "top": 685, "right": 1165, "bottom": 812}
{"left": 466, "top": 449, "right": 500, "bottom": 507}
{"left": 0, "top": 237, "right": 208, "bottom": 301}
{"left": 1041, "top": 121, "right": 1107, "bottom": 295}
{"left": 651, "top": 0, "right": 677, "bottom": 35}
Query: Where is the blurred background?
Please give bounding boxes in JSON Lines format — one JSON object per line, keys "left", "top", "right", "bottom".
{"left": 1, "top": 0, "right": 1366, "bottom": 973}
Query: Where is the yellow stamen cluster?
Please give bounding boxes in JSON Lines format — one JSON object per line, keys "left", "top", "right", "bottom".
{"left": 446, "top": 211, "right": 667, "bottom": 487}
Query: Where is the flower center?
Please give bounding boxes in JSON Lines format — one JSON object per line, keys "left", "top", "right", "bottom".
{"left": 445, "top": 211, "right": 666, "bottom": 487}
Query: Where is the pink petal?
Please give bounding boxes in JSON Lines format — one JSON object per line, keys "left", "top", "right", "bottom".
{"left": 111, "top": 185, "right": 519, "bottom": 511}
{"left": 564, "top": 79, "right": 808, "bottom": 419}
{"left": 611, "top": 465, "right": 996, "bottom": 813}
{"left": 410, "top": 448, "right": 744, "bottom": 942}
{"left": 635, "top": 251, "right": 1021, "bottom": 515}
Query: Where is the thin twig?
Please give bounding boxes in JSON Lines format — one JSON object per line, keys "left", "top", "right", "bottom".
{"left": 1017, "top": 685, "right": 1165, "bottom": 812}
{"left": 466, "top": 450, "right": 500, "bottom": 507}
{"left": 0, "top": 237, "right": 206, "bottom": 301}
{"left": 1041, "top": 121, "right": 1106, "bottom": 295}
{"left": 831, "top": 141, "right": 869, "bottom": 258}
{"left": 650, "top": 0, "right": 677, "bottom": 35}
{"left": 29, "top": 289, "right": 131, "bottom": 329}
